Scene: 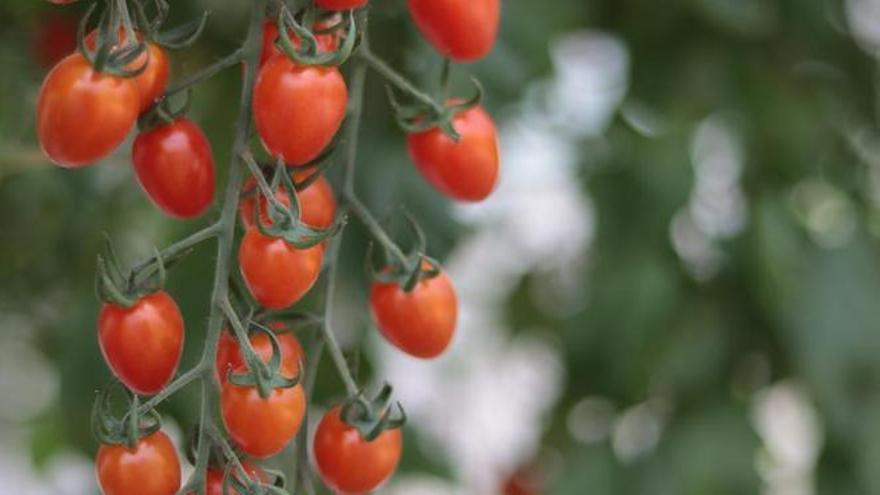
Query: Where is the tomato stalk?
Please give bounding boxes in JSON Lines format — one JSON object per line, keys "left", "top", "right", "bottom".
{"left": 358, "top": 46, "right": 445, "bottom": 115}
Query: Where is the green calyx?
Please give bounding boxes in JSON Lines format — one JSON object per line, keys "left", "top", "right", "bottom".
{"left": 274, "top": 5, "right": 359, "bottom": 67}
{"left": 225, "top": 314, "right": 302, "bottom": 400}
{"left": 387, "top": 77, "right": 484, "bottom": 141}
{"left": 365, "top": 210, "right": 443, "bottom": 293}
{"left": 94, "top": 236, "right": 167, "bottom": 308}
{"left": 341, "top": 383, "right": 407, "bottom": 442}
{"left": 92, "top": 384, "right": 161, "bottom": 449}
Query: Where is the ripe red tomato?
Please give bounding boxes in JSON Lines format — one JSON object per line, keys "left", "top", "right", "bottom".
{"left": 238, "top": 228, "right": 324, "bottom": 309}
{"left": 96, "top": 431, "right": 181, "bottom": 495}
{"left": 37, "top": 53, "right": 139, "bottom": 167}
{"left": 253, "top": 55, "right": 347, "bottom": 165}
{"left": 407, "top": 105, "right": 500, "bottom": 202}
{"left": 221, "top": 362, "right": 306, "bottom": 458}
{"left": 216, "top": 324, "right": 305, "bottom": 385}
{"left": 86, "top": 30, "right": 170, "bottom": 112}
{"left": 98, "top": 291, "right": 184, "bottom": 396}
{"left": 407, "top": 0, "right": 500, "bottom": 62}
{"left": 370, "top": 268, "right": 457, "bottom": 358}
{"left": 132, "top": 118, "right": 215, "bottom": 219}
{"left": 33, "top": 13, "right": 77, "bottom": 68}
{"left": 259, "top": 19, "right": 340, "bottom": 67}
{"left": 239, "top": 172, "right": 336, "bottom": 230}
{"left": 190, "top": 462, "right": 266, "bottom": 495}
{"left": 314, "top": 405, "right": 402, "bottom": 494}
{"left": 315, "top": 0, "right": 368, "bottom": 10}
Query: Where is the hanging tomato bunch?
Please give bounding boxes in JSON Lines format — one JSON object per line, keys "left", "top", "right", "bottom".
{"left": 36, "top": 0, "right": 501, "bottom": 493}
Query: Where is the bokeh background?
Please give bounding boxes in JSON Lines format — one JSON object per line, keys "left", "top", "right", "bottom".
{"left": 3, "top": 0, "right": 880, "bottom": 493}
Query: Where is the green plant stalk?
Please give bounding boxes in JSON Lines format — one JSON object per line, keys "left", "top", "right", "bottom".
{"left": 358, "top": 47, "right": 444, "bottom": 114}
{"left": 165, "top": 47, "right": 247, "bottom": 96}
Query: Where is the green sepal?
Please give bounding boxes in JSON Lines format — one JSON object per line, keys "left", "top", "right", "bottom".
{"left": 340, "top": 383, "right": 407, "bottom": 442}
{"left": 275, "top": 7, "right": 358, "bottom": 67}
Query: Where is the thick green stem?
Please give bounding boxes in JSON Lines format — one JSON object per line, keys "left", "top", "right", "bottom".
{"left": 321, "top": 228, "right": 360, "bottom": 396}
{"left": 165, "top": 48, "right": 247, "bottom": 96}
{"left": 130, "top": 223, "right": 220, "bottom": 279}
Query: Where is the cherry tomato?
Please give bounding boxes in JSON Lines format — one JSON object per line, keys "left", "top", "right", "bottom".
{"left": 253, "top": 55, "right": 347, "bottom": 165}
{"left": 86, "top": 30, "right": 170, "bottom": 112}
{"left": 370, "top": 267, "right": 457, "bottom": 358}
{"left": 238, "top": 228, "right": 324, "bottom": 309}
{"left": 221, "top": 361, "right": 306, "bottom": 458}
{"left": 407, "top": 105, "right": 500, "bottom": 202}
{"left": 314, "top": 405, "right": 402, "bottom": 494}
{"left": 239, "top": 172, "right": 336, "bottom": 230}
{"left": 37, "top": 53, "right": 139, "bottom": 167}
{"left": 98, "top": 291, "right": 184, "bottom": 396}
{"left": 259, "top": 19, "right": 340, "bottom": 67}
{"left": 96, "top": 431, "right": 181, "bottom": 495}
{"left": 216, "top": 324, "right": 305, "bottom": 385}
{"left": 132, "top": 118, "right": 215, "bottom": 219}
{"left": 407, "top": 0, "right": 500, "bottom": 62}
{"left": 33, "top": 13, "right": 77, "bottom": 68}
{"left": 315, "top": 0, "right": 368, "bottom": 10}
{"left": 189, "top": 462, "right": 266, "bottom": 495}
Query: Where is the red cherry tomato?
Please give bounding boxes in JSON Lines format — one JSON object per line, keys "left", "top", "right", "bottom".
{"left": 98, "top": 291, "right": 184, "bottom": 396}
{"left": 315, "top": 0, "right": 368, "bottom": 10}
{"left": 189, "top": 462, "right": 266, "bottom": 495}
{"left": 33, "top": 13, "right": 77, "bottom": 68}
{"left": 407, "top": 0, "right": 500, "bottom": 62}
{"left": 239, "top": 172, "right": 336, "bottom": 230}
{"left": 96, "top": 431, "right": 181, "bottom": 495}
{"left": 253, "top": 55, "right": 347, "bottom": 165}
{"left": 216, "top": 324, "right": 305, "bottom": 385}
{"left": 238, "top": 228, "right": 324, "bottom": 309}
{"left": 407, "top": 105, "right": 500, "bottom": 202}
{"left": 221, "top": 361, "right": 306, "bottom": 458}
{"left": 132, "top": 118, "right": 216, "bottom": 219}
{"left": 370, "top": 267, "right": 457, "bottom": 358}
{"left": 314, "top": 405, "right": 402, "bottom": 494}
{"left": 85, "top": 30, "right": 170, "bottom": 112}
{"left": 37, "top": 53, "right": 139, "bottom": 167}
{"left": 259, "top": 19, "right": 340, "bottom": 67}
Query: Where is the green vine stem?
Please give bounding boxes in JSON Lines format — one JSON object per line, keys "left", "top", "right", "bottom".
{"left": 358, "top": 47, "right": 444, "bottom": 114}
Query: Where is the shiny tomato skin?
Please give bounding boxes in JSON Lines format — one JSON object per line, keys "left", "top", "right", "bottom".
{"left": 314, "top": 405, "right": 402, "bottom": 494}
{"left": 191, "top": 462, "right": 266, "bottom": 495}
{"left": 37, "top": 53, "right": 139, "bottom": 167}
{"left": 259, "top": 20, "right": 340, "bottom": 67}
{"left": 370, "top": 269, "right": 457, "bottom": 358}
{"left": 132, "top": 118, "right": 215, "bottom": 219}
{"left": 98, "top": 291, "right": 184, "bottom": 396}
{"left": 407, "top": 0, "right": 500, "bottom": 62}
{"left": 216, "top": 325, "right": 305, "bottom": 385}
{"left": 315, "top": 0, "right": 368, "bottom": 10}
{"left": 238, "top": 228, "right": 324, "bottom": 309}
{"left": 253, "top": 55, "right": 347, "bottom": 165}
{"left": 221, "top": 365, "right": 306, "bottom": 458}
{"left": 239, "top": 173, "right": 336, "bottom": 230}
{"left": 407, "top": 105, "right": 500, "bottom": 202}
{"left": 85, "top": 30, "right": 170, "bottom": 112}
{"left": 96, "top": 431, "right": 181, "bottom": 495}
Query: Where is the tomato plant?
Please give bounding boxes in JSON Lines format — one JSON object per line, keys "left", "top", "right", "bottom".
{"left": 98, "top": 290, "right": 184, "bottom": 396}
{"left": 407, "top": 0, "right": 500, "bottom": 62}
{"left": 407, "top": 105, "right": 500, "bottom": 202}
{"left": 96, "top": 431, "right": 181, "bottom": 495}
{"left": 36, "top": 53, "right": 139, "bottom": 167}
{"left": 371, "top": 267, "right": 458, "bottom": 358}
{"left": 132, "top": 118, "right": 216, "bottom": 219}
{"left": 253, "top": 54, "right": 348, "bottom": 165}
{"left": 314, "top": 405, "right": 403, "bottom": 494}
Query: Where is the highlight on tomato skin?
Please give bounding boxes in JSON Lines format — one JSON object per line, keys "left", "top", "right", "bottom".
{"left": 132, "top": 118, "right": 216, "bottom": 219}
{"left": 406, "top": 105, "right": 501, "bottom": 202}
{"left": 36, "top": 53, "right": 140, "bottom": 168}
{"left": 97, "top": 290, "right": 185, "bottom": 396}
{"left": 238, "top": 227, "right": 325, "bottom": 309}
{"left": 370, "top": 268, "right": 458, "bottom": 359}
{"left": 95, "top": 430, "right": 182, "bottom": 495}
{"left": 407, "top": 0, "right": 500, "bottom": 62}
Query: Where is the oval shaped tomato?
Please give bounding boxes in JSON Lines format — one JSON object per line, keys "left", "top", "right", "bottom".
{"left": 239, "top": 228, "right": 324, "bottom": 309}
{"left": 314, "top": 405, "right": 402, "bottom": 494}
{"left": 189, "top": 461, "right": 266, "bottom": 495}
{"left": 315, "top": 0, "right": 368, "bottom": 10}
{"left": 407, "top": 105, "right": 500, "bottom": 202}
{"left": 85, "top": 30, "right": 170, "bottom": 112}
{"left": 98, "top": 291, "right": 184, "bottom": 396}
{"left": 216, "top": 324, "right": 305, "bottom": 385}
{"left": 253, "top": 55, "right": 347, "bottom": 165}
{"left": 370, "top": 268, "right": 457, "bottom": 358}
{"left": 221, "top": 362, "right": 306, "bottom": 458}
{"left": 96, "top": 431, "right": 181, "bottom": 495}
{"left": 407, "top": 0, "right": 500, "bottom": 62}
{"left": 259, "top": 19, "right": 340, "bottom": 67}
{"left": 239, "top": 173, "right": 336, "bottom": 230}
{"left": 37, "top": 53, "right": 139, "bottom": 167}
{"left": 132, "top": 118, "right": 215, "bottom": 219}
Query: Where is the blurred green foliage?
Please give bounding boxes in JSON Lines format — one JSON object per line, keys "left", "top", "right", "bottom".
{"left": 3, "top": 0, "right": 880, "bottom": 493}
